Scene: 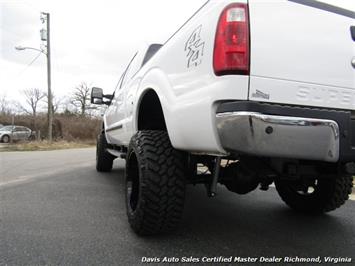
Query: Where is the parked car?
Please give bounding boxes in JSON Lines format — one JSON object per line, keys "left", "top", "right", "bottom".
{"left": 91, "top": 0, "right": 355, "bottom": 235}
{"left": 0, "top": 125, "right": 33, "bottom": 143}
{"left": 0, "top": 124, "right": 3, "bottom": 129}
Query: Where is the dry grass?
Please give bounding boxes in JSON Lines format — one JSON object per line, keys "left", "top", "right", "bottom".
{"left": 0, "top": 113, "right": 101, "bottom": 141}
{"left": 0, "top": 140, "right": 95, "bottom": 152}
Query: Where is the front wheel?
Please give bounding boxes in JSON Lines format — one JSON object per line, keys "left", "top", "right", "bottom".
{"left": 275, "top": 174, "right": 353, "bottom": 213}
{"left": 96, "top": 133, "right": 115, "bottom": 172}
{"left": 125, "top": 130, "right": 187, "bottom": 235}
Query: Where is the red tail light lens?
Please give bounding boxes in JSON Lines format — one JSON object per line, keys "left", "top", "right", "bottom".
{"left": 213, "top": 3, "right": 250, "bottom": 75}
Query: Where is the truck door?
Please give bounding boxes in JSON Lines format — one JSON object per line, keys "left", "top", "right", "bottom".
{"left": 105, "top": 52, "right": 140, "bottom": 145}
{"left": 114, "top": 47, "right": 149, "bottom": 145}
{"left": 104, "top": 71, "right": 126, "bottom": 145}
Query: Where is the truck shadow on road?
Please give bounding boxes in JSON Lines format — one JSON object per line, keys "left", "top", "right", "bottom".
{"left": 102, "top": 166, "right": 354, "bottom": 258}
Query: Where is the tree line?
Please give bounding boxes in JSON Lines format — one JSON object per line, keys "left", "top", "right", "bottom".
{"left": 1, "top": 82, "right": 98, "bottom": 117}
{"left": 0, "top": 82, "right": 104, "bottom": 141}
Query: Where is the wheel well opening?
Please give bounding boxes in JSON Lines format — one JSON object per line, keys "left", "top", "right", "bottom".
{"left": 138, "top": 90, "right": 167, "bottom": 131}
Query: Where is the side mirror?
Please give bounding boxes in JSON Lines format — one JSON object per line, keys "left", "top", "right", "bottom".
{"left": 91, "top": 87, "right": 103, "bottom": 104}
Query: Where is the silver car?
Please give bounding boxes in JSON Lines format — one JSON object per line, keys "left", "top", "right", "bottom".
{"left": 0, "top": 125, "right": 33, "bottom": 143}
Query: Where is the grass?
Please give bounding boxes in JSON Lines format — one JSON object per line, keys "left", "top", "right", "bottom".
{"left": 0, "top": 140, "right": 95, "bottom": 152}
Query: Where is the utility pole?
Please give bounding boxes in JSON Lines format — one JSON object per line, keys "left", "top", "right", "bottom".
{"left": 41, "top": 12, "right": 53, "bottom": 142}
{"left": 14, "top": 12, "right": 53, "bottom": 142}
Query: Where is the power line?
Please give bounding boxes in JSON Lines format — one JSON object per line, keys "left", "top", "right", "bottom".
{"left": 4, "top": 52, "right": 44, "bottom": 92}
{"left": 18, "top": 51, "right": 43, "bottom": 76}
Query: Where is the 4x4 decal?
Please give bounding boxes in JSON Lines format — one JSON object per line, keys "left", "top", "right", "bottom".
{"left": 184, "top": 25, "right": 205, "bottom": 68}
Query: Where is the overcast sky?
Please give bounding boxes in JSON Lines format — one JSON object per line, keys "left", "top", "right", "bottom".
{"left": 0, "top": 0, "right": 206, "bottom": 105}
{"left": 0, "top": 0, "right": 354, "bottom": 106}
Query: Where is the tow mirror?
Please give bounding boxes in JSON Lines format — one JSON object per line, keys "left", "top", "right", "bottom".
{"left": 91, "top": 87, "right": 114, "bottom": 105}
{"left": 91, "top": 87, "right": 103, "bottom": 104}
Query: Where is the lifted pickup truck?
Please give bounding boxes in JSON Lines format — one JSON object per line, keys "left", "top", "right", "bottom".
{"left": 91, "top": 0, "right": 355, "bottom": 235}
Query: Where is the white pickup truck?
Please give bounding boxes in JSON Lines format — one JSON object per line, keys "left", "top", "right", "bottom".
{"left": 91, "top": 0, "right": 355, "bottom": 235}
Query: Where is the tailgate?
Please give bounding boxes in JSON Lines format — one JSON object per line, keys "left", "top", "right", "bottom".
{"left": 248, "top": 0, "right": 355, "bottom": 110}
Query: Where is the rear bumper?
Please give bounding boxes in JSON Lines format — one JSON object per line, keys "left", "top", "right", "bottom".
{"left": 215, "top": 101, "right": 355, "bottom": 162}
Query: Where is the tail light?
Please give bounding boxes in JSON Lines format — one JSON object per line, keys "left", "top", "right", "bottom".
{"left": 213, "top": 3, "right": 250, "bottom": 75}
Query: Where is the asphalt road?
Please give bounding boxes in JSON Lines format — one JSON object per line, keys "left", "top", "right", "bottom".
{"left": 1, "top": 148, "right": 355, "bottom": 265}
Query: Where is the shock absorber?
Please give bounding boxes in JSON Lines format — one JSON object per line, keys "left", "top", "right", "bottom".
{"left": 208, "top": 157, "right": 222, "bottom": 197}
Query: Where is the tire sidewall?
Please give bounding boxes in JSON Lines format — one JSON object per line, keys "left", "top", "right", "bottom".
{"left": 96, "top": 133, "right": 114, "bottom": 172}
{"left": 2, "top": 135, "right": 10, "bottom": 143}
{"left": 124, "top": 130, "right": 187, "bottom": 235}
{"left": 125, "top": 135, "right": 145, "bottom": 227}
{"left": 96, "top": 134, "right": 101, "bottom": 168}
{"left": 275, "top": 177, "right": 343, "bottom": 213}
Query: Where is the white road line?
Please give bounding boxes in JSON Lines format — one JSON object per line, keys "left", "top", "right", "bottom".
{"left": 0, "top": 162, "right": 92, "bottom": 188}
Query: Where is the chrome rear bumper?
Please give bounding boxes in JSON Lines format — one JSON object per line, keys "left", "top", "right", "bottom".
{"left": 216, "top": 112, "right": 340, "bottom": 162}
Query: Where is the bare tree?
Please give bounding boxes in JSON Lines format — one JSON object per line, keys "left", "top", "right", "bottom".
{"left": 19, "top": 88, "right": 45, "bottom": 133}
{"left": 71, "top": 82, "right": 91, "bottom": 116}
{"left": 44, "top": 92, "right": 63, "bottom": 114}
{"left": 21, "top": 88, "right": 46, "bottom": 116}
{"left": 53, "top": 94, "right": 62, "bottom": 114}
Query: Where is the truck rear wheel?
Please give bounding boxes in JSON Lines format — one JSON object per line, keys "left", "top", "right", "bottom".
{"left": 275, "top": 174, "right": 353, "bottom": 213}
{"left": 96, "top": 133, "right": 115, "bottom": 172}
{"left": 125, "top": 130, "right": 186, "bottom": 235}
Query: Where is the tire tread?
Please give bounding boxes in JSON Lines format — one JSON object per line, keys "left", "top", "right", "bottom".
{"left": 275, "top": 175, "right": 353, "bottom": 213}
{"left": 96, "top": 133, "right": 114, "bottom": 172}
{"left": 126, "top": 130, "right": 186, "bottom": 235}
